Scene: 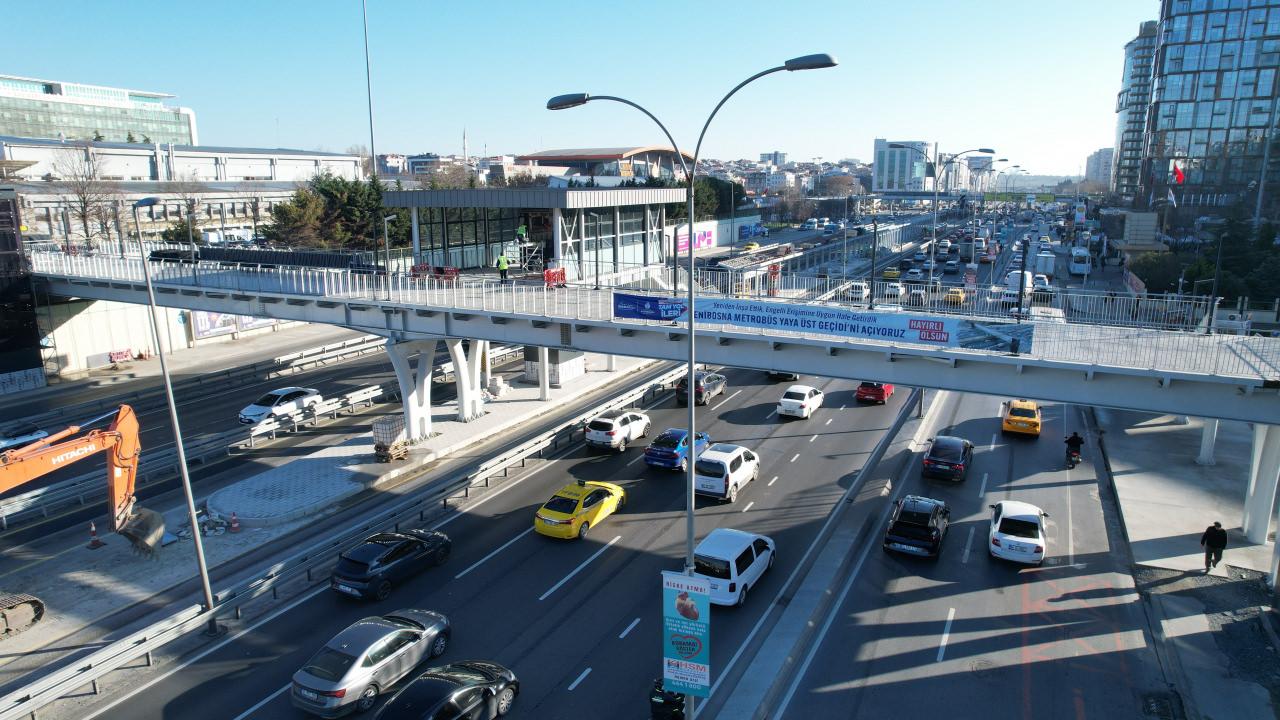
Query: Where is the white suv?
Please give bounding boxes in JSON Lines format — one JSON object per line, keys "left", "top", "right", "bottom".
{"left": 585, "top": 409, "right": 651, "bottom": 451}
{"left": 694, "top": 443, "right": 760, "bottom": 503}
{"left": 692, "top": 528, "right": 775, "bottom": 606}
{"left": 777, "top": 385, "right": 823, "bottom": 419}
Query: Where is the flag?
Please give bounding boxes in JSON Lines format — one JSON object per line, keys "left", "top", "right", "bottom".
{"left": 1172, "top": 161, "right": 1185, "bottom": 184}
{"left": 1167, "top": 188, "right": 1177, "bottom": 207}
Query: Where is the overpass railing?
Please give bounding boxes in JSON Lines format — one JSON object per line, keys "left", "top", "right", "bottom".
{"left": 27, "top": 250, "right": 1280, "bottom": 383}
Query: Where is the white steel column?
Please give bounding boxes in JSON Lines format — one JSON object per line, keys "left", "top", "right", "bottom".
{"left": 479, "top": 341, "right": 492, "bottom": 389}
{"left": 446, "top": 339, "right": 485, "bottom": 422}
{"left": 1243, "top": 423, "right": 1280, "bottom": 544}
{"left": 538, "top": 346, "right": 551, "bottom": 401}
{"left": 552, "top": 208, "right": 563, "bottom": 265}
{"left": 607, "top": 353, "right": 617, "bottom": 371}
{"left": 1196, "top": 417, "right": 1219, "bottom": 466}
{"left": 386, "top": 338, "right": 436, "bottom": 441}
{"left": 411, "top": 207, "right": 421, "bottom": 264}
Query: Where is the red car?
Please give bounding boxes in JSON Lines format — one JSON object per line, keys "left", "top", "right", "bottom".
{"left": 856, "top": 381, "right": 894, "bottom": 404}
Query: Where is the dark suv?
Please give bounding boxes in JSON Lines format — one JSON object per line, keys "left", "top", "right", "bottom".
{"left": 921, "top": 435, "right": 974, "bottom": 481}
{"left": 330, "top": 530, "right": 452, "bottom": 600}
{"left": 676, "top": 371, "right": 727, "bottom": 406}
{"left": 883, "top": 495, "right": 950, "bottom": 558}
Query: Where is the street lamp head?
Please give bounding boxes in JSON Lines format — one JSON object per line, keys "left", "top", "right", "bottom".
{"left": 888, "top": 143, "right": 908, "bottom": 149}
{"left": 978, "top": 148, "right": 996, "bottom": 154}
{"left": 383, "top": 214, "right": 398, "bottom": 221}
{"left": 133, "top": 197, "right": 160, "bottom": 209}
{"left": 784, "top": 53, "right": 838, "bottom": 71}
{"left": 546, "top": 93, "right": 590, "bottom": 111}
{"left": 996, "top": 158, "right": 1008, "bottom": 162}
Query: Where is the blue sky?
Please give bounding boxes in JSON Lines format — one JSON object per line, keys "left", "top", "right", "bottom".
{"left": 8, "top": 1, "right": 1154, "bottom": 175}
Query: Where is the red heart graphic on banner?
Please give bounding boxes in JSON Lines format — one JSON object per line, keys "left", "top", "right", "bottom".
{"left": 670, "top": 633, "right": 702, "bottom": 659}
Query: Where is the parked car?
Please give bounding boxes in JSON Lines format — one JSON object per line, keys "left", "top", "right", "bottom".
{"left": 291, "top": 609, "right": 452, "bottom": 717}
{"left": 330, "top": 530, "right": 452, "bottom": 601}
{"left": 373, "top": 661, "right": 519, "bottom": 720}
{"left": 693, "top": 443, "right": 760, "bottom": 503}
{"left": 676, "top": 371, "right": 727, "bottom": 406}
{"left": 988, "top": 500, "right": 1049, "bottom": 566}
{"left": 585, "top": 409, "right": 651, "bottom": 452}
{"left": 534, "top": 480, "right": 626, "bottom": 540}
{"left": 239, "top": 386, "right": 322, "bottom": 424}
{"left": 882, "top": 495, "right": 950, "bottom": 559}
{"left": 855, "top": 381, "right": 894, "bottom": 404}
{"left": 921, "top": 435, "right": 974, "bottom": 481}
{"left": 691, "top": 528, "right": 775, "bottom": 606}
{"left": 777, "top": 384, "right": 824, "bottom": 419}
{"left": 0, "top": 423, "right": 48, "bottom": 452}
{"left": 645, "top": 428, "right": 710, "bottom": 472}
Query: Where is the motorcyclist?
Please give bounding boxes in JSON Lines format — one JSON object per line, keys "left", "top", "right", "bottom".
{"left": 1065, "top": 432, "right": 1085, "bottom": 461}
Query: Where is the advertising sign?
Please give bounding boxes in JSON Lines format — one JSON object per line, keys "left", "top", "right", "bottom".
{"left": 237, "top": 315, "right": 276, "bottom": 332}
{"left": 661, "top": 571, "right": 710, "bottom": 696}
{"left": 191, "top": 311, "right": 238, "bottom": 339}
{"left": 676, "top": 227, "right": 715, "bottom": 253}
{"left": 613, "top": 293, "right": 1036, "bottom": 353}
{"left": 1073, "top": 203, "right": 1087, "bottom": 224}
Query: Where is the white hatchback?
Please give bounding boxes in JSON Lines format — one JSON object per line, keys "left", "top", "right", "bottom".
{"left": 585, "top": 409, "right": 651, "bottom": 451}
{"left": 693, "top": 444, "right": 760, "bottom": 503}
{"left": 777, "top": 385, "right": 823, "bottom": 419}
{"left": 988, "top": 500, "right": 1049, "bottom": 565}
{"left": 238, "top": 387, "right": 322, "bottom": 425}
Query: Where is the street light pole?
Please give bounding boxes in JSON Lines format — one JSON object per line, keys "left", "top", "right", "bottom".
{"left": 131, "top": 197, "right": 220, "bottom": 637}
{"left": 547, "top": 53, "right": 837, "bottom": 719}
{"left": 383, "top": 214, "right": 396, "bottom": 300}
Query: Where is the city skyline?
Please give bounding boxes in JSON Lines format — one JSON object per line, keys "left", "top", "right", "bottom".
{"left": 3, "top": 1, "right": 1152, "bottom": 174}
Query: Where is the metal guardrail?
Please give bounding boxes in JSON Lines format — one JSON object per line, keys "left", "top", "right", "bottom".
{"left": 0, "top": 363, "right": 684, "bottom": 720}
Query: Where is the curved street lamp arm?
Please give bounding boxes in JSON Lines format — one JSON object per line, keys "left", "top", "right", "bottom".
{"left": 587, "top": 95, "right": 690, "bottom": 178}
{"left": 692, "top": 65, "right": 787, "bottom": 168}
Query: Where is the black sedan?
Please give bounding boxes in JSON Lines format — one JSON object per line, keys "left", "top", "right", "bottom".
{"left": 921, "top": 435, "right": 974, "bottom": 481}
{"left": 373, "top": 661, "right": 519, "bottom": 719}
{"left": 330, "top": 530, "right": 452, "bottom": 601}
{"left": 882, "top": 495, "right": 950, "bottom": 558}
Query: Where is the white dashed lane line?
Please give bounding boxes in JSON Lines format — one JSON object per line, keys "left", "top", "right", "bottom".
{"left": 977, "top": 472, "right": 988, "bottom": 498}
{"left": 809, "top": 434, "right": 818, "bottom": 443}
{"left": 789, "top": 454, "right": 800, "bottom": 463}
{"left": 825, "top": 418, "right": 832, "bottom": 426}
{"left": 539, "top": 535, "right": 621, "bottom": 601}
{"left": 568, "top": 667, "right": 592, "bottom": 691}
{"left": 768, "top": 476, "right": 778, "bottom": 487}
{"left": 619, "top": 617, "right": 641, "bottom": 639}
{"left": 712, "top": 390, "right": 742, "bottom": 411}
{"left": 742, "top": 501, "right": 754, "bottom": 513}
{"left": 937, "top": 608, "right": 957, "bottom": 662}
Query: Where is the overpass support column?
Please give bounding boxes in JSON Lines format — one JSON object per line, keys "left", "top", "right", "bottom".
{"left": 538, "top": 347, "right": 551, "bottom": 401}
{"left": 1243, "top": 424, "right": 1280, "bottom": 544}
{"left": 1195, "top": 418, "right": 1219, "bottom": 466}
{"left": 386, "top": 338, "right": 437, "bottom": 441}
{"left": 446, "top": 339, "right": 487, "bottom": 422}
{"left": 607, "top": 353, "right": 616, "bottom": 372}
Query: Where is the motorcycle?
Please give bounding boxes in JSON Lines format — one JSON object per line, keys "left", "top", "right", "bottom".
{"left": 1064, "top": 438, "right": 1082, "bottom": 469}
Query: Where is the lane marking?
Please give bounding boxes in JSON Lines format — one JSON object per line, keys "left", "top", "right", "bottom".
{"left": 767, "top": 476, "right": 778, "bottom": 487}
{"left": 539, "top": 535, "right": 621, "bottom": 601}
{"left": 231, "top": 684, "right": 290, "bottom": 720}
{"left": 626, "top": 453, "right": 645, "bottom": 466}
{"left": 711, "top": 389, "right": 741, "bottom": 410}
{"left": 937, "top": 607, "right": 957, "bottom": 662}
{"left": 789, "top": 454, "right": 800, "bottom": 463}
{"left": 619, "top": 617, "right": 641, "bottom": 639}
{"left": 767, "top": 409, "right": 776, "bottom": 418}
{"left": 989, "top": 433, "right": 997, "bottom": 451}
{"left": 809, "top": 434, "right": 818, "bottom": 443}
{"left": 741, "top": 501, "right": 754, "bottom": 513}
{"left": 977, "top": 472, "right": 988, "bottom": 498}
{"left": 567, "top": 667, "right": 592, "bottom": 691}
{"left": 455, "top": 527, "right": 534, "bottom": 579}
{"left": 824, "top": 418, "right": 832, "bottom": 426}
{"left": 961, "top": 527, "right": 975, "bottom": 564}
{"left": 839, "top": 404, "right": 846, "bottom": 410}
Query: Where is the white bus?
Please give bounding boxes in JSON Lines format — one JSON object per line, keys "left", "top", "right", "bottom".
{"left": 1068, "top": 247, "right": 1092, "bottom": 276}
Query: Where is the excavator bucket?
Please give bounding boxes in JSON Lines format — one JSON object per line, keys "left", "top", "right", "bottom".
{"left": 119, "top": 507, "right": 165, "bottom": 556}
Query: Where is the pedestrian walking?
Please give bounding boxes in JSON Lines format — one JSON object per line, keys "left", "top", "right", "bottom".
{"left": 495, "top": 251, "right": 510, "bottom": 284}
{"left": 1200, "top": 521, "right": 1227, "bottom": 571}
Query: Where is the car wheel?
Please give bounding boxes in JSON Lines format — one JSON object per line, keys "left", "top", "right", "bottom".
{"left": 578, "top": 521, "right": 590, "bottom": 539}
{"left": 736, "top": 584, "right": 749, "bottom": 607}
{"left": 727, "top": 484, "right": 738, "bottom": 503}
{"left": 356, "top": 685, "right": 379, "bottom": 712}
{"left": 495, "top": 686, "right": 517, "bottom": 716}
{"left": 430, "top": 631, "right": 450, "bottom": 657}
{"left": 640, "top": 423, "right": 649, "bottom": 438}
{"left": 767, "top": 551, "right": 774, "bottom": 569}
{"left": 374, "top": 580, "right": 392, "bottom": 601}
{"left": 434, "top": 545, "right": 451, "bottom": 566}
{"left": 678, "top": 458, "right": 687, "bottom": 473}
{"left": 618, "top": 437, "right": 627, "bottom": 452}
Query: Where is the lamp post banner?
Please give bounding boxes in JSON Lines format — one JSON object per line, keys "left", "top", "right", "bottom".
{"left": 661, "top": 571, "right": 710, "bottom": 696}
{"left": 613, "top": 292, "right": 1036, "bottom": 352}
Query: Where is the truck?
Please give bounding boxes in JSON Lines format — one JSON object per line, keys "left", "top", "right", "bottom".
{"left": 1034, "top": 251, "right": 1056, "bottom": 279}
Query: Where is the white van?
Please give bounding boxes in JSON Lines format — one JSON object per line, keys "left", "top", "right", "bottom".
{"left": 692, "top": 528, "right": 776, "bottom": 606}
{"left": 800, "top": 219, "right": 819, "bottom": 231}
{"left": 693, "top": 443, "right": 760, "bottom": 503}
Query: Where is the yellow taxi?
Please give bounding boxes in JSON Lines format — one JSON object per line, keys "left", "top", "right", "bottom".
{"left": 882, "top": 267, "right": 901, "bottom": 280}
{"left": 1001, "top": 399, "right": 1042, "bottom": 437}
{"left": 944, "top": 287, "right": 966, "bottom": 305}
{"left": 534, "top": 480, "right": 626, "bottom": 539}
{"left": 742, "top": 241, "right": 760, "bottom": 252}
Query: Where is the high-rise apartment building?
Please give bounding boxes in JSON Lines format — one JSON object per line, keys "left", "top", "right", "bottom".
{"left": 872, "top": 139, "right": 932, "bottom": 192}
{"left": 0, "top": 74, "right": 197, "bottom": 145}
{"left": 759, "top": 151, "right": 787, "bottom": 166}
{"left": 1113, "top": 22, "right": 1158, "bottom": 199}
{"left": 1086, "top": 148, "right": 1115, "bottom": 186}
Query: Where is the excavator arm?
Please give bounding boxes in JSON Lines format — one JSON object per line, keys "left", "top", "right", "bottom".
{"left": 0, "top": 405, "right": 163, "bottom": 554}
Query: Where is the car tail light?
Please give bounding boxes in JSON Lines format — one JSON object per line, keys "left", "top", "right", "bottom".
{"left": 605, "top": 431, "right": 616, "bottom": 437}
{"left": 991, "top": 537, "right": 1001, "bottom": 547}
{"left": 316, "top": 688, "right": 347, "bottom": 699}
{"left": 953, "top": 464, "right": 964, "bottom": 473}
{"left": 1034, "top": 545, "right": 1043, "bottom": 554}
{"left": 728, "top": 582, "right": 736, "bottom": 593}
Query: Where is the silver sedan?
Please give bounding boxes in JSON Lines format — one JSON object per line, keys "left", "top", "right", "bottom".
{"left": 291, "top": 609, "right": 451, "bottom": 718}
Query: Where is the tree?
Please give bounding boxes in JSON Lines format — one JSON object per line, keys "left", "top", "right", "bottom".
{"left": 429, "top": 165, "right": 469, "bottom": 189}
{"left": 161, "top": 217, "right": 202, "bottom": 245}
{"left": 165, "top": 172, "right": 208, "bottom": 244}
{"left": 666, "top": 178, "right": 722, "bottom": 222}
{"left": 126, "top": 131, "right": 138, "bottom": 143}
{"left": 92, "top": 130, "right": 105, "bottom": 142}
{"left": 1127, "top": 251, "right": 1184, "bottom": 293}
{"left": 52, "top": 142, "right": 113, "bottom": 246}
{"left": 263, "top": 189, "right": 327, "bottom": 246}
{"left": 822, "top": 175, "right": 856, "bottom": 196}
{"left": 142, "top": 134, "right": 152, "bottom": 144}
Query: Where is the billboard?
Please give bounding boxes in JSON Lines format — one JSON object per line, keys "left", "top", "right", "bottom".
{"left": 613, "top": 293, "right": 1036, "bottom": 352}
{"left": 676, "top": 227, "right": 715, "bottom": 253}
{"left": 191, "top": 311, "right": 278, "bottom": 339}
{"left": 983, "top": 192, "right": 1056, "bottom": 203}
{"left": 662, "top": 571, "right": 710, "bottom": 696}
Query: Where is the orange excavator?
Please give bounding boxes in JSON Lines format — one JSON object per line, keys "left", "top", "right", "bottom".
{"left": 0, "top": 405, "right": 165, "bottom": 637}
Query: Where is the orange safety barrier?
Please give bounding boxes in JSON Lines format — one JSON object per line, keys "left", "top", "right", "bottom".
{"left": 543, "top": 267, "right": 567, "bottom": 288}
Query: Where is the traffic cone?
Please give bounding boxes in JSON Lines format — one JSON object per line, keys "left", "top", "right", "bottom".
{"left": 87, "top": 521, "right": 106, "bottom": 549}
{"left": 229, "top": 513, "right": 240, "bottom": 533}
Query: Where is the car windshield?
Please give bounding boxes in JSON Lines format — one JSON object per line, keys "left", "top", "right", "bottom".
{"left": 651, "top": 434, "right": 681, "bottom": 449}
{"left": 587, "top": 420, "right": 614, "bottom": 431}
{"left": 334, "top": 557, "right": 370, "bottom": 577}
{"left": 859, "top": 382, "right": 882, "bottom": 390}
{"left": 1009, "top": 407, "right": 1037, "bottom": 418}
{"left": 694, "top": 554, "right": 731, "bottom": 579}
{"left": 998, "top": 517, "right": 1040, "bottom": 539}
{"left": 302, "top": 647, "right": 357, "bottom": 682}
{"left": 890, "top": 517, "right": 933, "bottom": 539}
{"left": 252, "top": 393, "right": 281, "bottom": 406}
{"left": 929, "top": 442, "right": 963, "bottom": 461}
{"left": 542, "top": 495, "right": 579, "bottom": 514}
{"left": 782, "top": 391, "right": 806, "bottom": 401}
{"left": 694, "top": 459, "right": 726, "bottom": 477}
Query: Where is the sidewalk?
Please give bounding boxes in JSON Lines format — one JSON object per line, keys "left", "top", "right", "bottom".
{"left": 1095, "top": 407, "right": 1278, "bottom": 719}
{"left": 0, "top": 351, "right": 656, "bottom": 684}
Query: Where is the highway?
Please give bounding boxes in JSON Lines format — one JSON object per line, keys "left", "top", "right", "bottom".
{"left": 71, "top": 368, "right": 913, "bottom": 719}
{"left": 772, "top": 392, "right": 1166, "bottom": 719}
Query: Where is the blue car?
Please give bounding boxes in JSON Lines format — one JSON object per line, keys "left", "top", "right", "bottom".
{"left": 644, "top": 429, "right": 710, "bottom": 472}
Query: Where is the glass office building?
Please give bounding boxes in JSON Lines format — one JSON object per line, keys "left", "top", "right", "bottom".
{"left": 1114, "top": 22, "right": 1158, "bottom": 199}
{"left": 1140, "top": 1, "right": 1280, "bottom": 219}
{"left": 0, "top": 75, "right": 197, "bottom": 145}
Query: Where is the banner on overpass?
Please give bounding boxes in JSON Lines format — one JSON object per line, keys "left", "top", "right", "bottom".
{"left": 984, "top": 192, "right": 1056, "bottom": 203}
{"left": 613, "top": 293, "right": 1036, "bottom": 352}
